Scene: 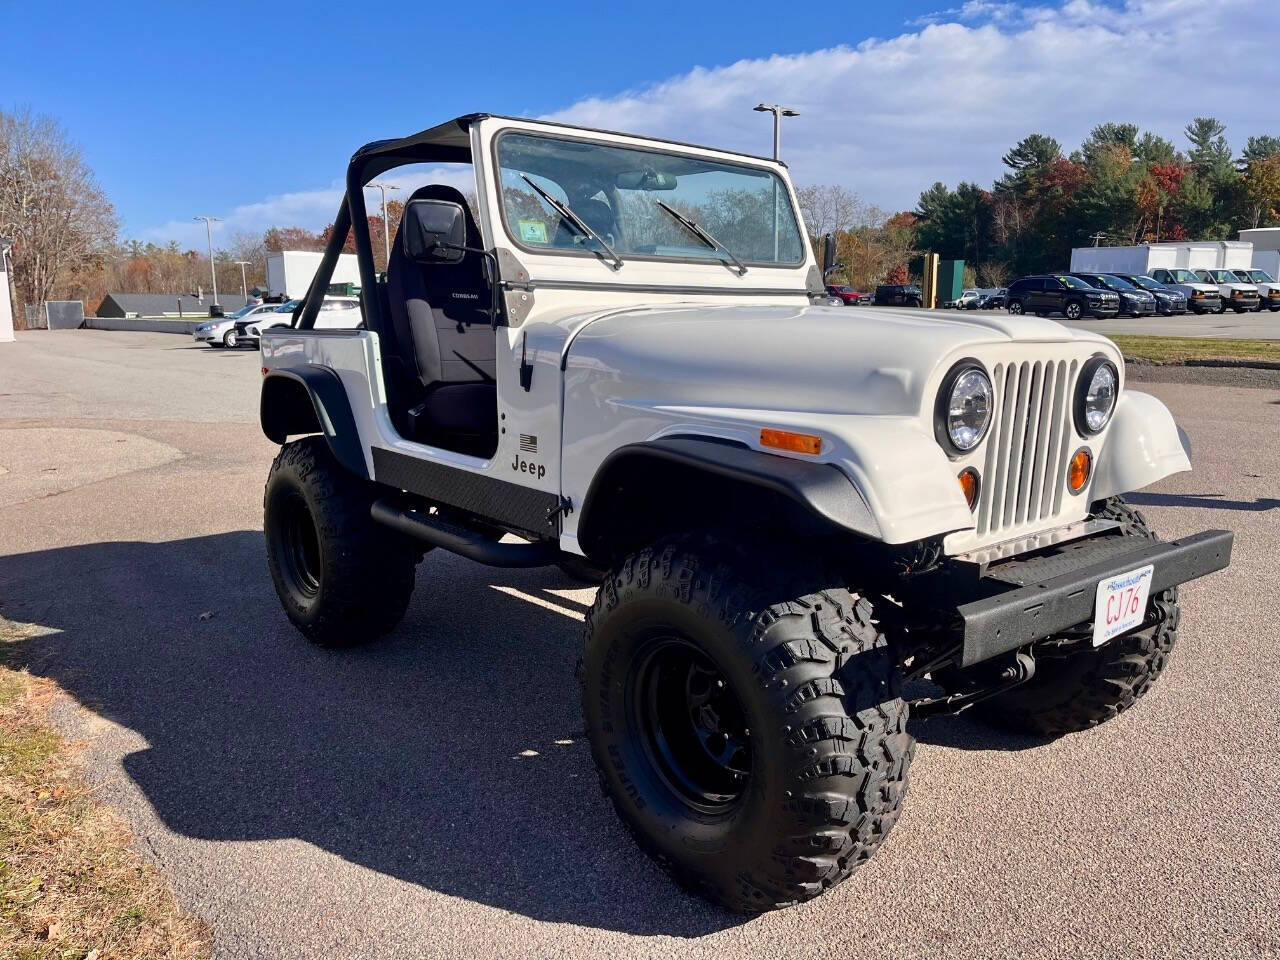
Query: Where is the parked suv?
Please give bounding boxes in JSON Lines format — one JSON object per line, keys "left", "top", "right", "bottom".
{"left": 1070, "top": 272, "right": 1157, "bottom": 317}
{"left": 1006, "top": 274, "right": 1119, "bottom": 320}
{"left": 873, "top": 283, "right": 922, "bottom": 307}
{"left": 1149, "top": 268, "right": 1223, "bottom": 314}
{"left": 1110, "top": 274, "right": 1188, "bottom": 316}
{"left": 255, "top": 114, "right": 1232, "bottom": 915}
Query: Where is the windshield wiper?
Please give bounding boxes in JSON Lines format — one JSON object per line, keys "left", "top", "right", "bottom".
{"left": 520, "top": 175, "right": 623, "bottom": 270}
{"left": 655, "top": 201, "right": 748, "bottom": 276}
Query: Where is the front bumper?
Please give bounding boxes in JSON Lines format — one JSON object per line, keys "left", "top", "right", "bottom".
{"left": 1157, "top": 299, "right": 1187, "bottom": 315}
{"left": 954, "top": 528, "right": 1232, "bottom": 667}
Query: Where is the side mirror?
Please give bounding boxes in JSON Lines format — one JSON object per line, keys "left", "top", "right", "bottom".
{"left": 402, "top": 198, "right": 466, "bottom": 263}
{"left": 821, "top": 233, "right": 842, "bottom": 278}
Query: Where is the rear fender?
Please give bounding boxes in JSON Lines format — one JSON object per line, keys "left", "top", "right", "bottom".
{"left": 260, "top": 367, "right": 369, "bottom": 478}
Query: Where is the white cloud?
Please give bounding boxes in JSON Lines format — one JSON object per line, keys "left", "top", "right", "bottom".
{"left": 137, "top": 0, "right": 1274, "bottom": 245}
{"left": 543, "top": 0, "right": 1274, "bottom": 211}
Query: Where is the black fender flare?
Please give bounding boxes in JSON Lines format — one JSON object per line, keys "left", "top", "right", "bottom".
{"left": 260, "top": 367, "right": 369, "bottom": 479}
{"left": 577, "top": 436, "right": 882, "bottom": 547}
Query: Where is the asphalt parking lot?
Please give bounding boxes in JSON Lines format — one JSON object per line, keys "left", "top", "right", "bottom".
{"left": 921, "top": 305, "right": 1279, "bottom": 339}
{"left": 1, "top": 330, "right": 1278, "bottom": 960}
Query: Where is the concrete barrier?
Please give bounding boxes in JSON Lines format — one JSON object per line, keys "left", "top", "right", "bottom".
{"left": 83, "top": 316, "right": 200, "bottom": 334}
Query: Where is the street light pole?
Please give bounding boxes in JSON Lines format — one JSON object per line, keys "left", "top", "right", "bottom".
{"left": 193, "top": 216, "right": 223, "bottom": 308}
{"left": 753, "top": 104, "right": 798, "bottom": 260}
{"left": 753, "top": 103, "right": 798, "bottom": 161}
{"left": 233, "top": 260, "right": 251, "bottom": 299}
{"left": 366, "top": 182, "right": 400, "bottom": 267}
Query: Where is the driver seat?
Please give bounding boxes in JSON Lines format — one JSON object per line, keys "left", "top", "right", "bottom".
{"left": 386, "top": 185, "right": 497, "bottom": 456}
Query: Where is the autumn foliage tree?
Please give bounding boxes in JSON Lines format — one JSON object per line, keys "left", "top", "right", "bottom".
{"left": 0, "top": 108, "right": 117, "bottom": 322}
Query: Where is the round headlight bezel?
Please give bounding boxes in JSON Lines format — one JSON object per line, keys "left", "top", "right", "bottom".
{"left": 934, "top": 360, "right": 994, "bottom": 457}
{"left": 1074, "top": 356, "right": 1119, "bottom": 437}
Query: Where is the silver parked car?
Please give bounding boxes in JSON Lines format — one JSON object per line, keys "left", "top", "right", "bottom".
{"left": 193, "top": 302, "right": 278, "bottom": 348}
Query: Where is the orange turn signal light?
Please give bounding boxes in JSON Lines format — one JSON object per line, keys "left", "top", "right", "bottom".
{"left": 1068, "top": 448, "right": 1092, "bottom": 493}
{"left": 760, "top": 428, "right": 822, "bottom": 456}
{"left": 958, "top": 468, "right": 980, "bottom": 510}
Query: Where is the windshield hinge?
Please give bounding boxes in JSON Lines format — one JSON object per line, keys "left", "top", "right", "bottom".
{"left": 501, "top": 278, "right": 535, "bottom": 292}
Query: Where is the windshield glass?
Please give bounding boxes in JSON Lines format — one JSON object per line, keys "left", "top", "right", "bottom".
{"left": 495, "top": 132, "right": 805, "bottom": 266}
{"left": 1207, "top": 270, "right": 1239, "bottom": 283}
{"left": 1057, "top": 275, "right": 1094, "bottom": 290}
{"left": 1246, "top": 269, "right": 1275, "bottom": 282}
{"left": 1168, "top": 269, "right": 1200, "bottom": 283}
{"left": 1126, "top": 275, "right": 1163, "bottom": 291}
{"left": 226, "top": 303, "right": 258, "bottom": 319}
{"left": 1099, "top": 274, "right": 1137, "bottom": 291}
{"left": 273, "top": 300, "right": 300, "bottom": 312}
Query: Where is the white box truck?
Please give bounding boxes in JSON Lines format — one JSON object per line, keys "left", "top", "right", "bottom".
{"left": 266, "top": 251, "right": 361, "bottom": 300}
{"left": 1070, "top": 243, "right": 1222, "bottom": 313}
{"left": 1235, "top": 229, "right": 1280, "bottom": 309}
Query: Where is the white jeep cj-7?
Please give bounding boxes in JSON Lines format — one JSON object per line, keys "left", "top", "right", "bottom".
{"left": 257, "top": 114, "right": 1233, "bottom": 913}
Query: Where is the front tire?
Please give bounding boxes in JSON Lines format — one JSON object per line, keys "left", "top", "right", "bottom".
{"left": 224, "top": 329, "right": 239, "bottom": 348}
{"left": 264, "top": 437, "right": 419, "bottom": 647}
{"left": 1063, "top": 300, "right": 1083, "bottom": 321}
{"left": 973, "top": 497, "right": 1179, "bottom": 736}
{"left": 1008, "top": 300, "right": 1024, "bottom": 315}
{"left": 580, "top": 542, "right": 913, "bottom": 913}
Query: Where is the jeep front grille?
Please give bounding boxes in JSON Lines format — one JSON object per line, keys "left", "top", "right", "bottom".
{"left": 974, "top": 358, "right": 1079, "bottom": 538}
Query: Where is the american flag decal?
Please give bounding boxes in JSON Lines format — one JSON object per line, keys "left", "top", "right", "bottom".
{"left": 519, "top": 434, "right": 538, "bottom": 453}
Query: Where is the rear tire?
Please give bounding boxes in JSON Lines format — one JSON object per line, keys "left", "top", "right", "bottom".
{"left": 972, "top": 497, "right": 1179, "bottom": 736}
{"left": 580, "top": 541, "right": 913, "bottom": 913}
{"left": 264, "top": 436, "right": 419, "bottom": 647}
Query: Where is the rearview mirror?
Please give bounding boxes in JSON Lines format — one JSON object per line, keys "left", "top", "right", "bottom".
{"left": 402, "top": 198, "right": 466, "bottom": 263}
{"left": 615, "top": 169, "right": 678, "bottom": 191}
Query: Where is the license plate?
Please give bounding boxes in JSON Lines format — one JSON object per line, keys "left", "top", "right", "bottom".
{"left": 1093, "top": 564, "right": 1154, "bottom": 646}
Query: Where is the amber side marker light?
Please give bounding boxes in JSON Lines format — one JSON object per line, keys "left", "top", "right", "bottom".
{"left": 1068, "top": 448, "right": 1092, "bottom": 493}
{"left": 958, "top": 467, "right": 980, "bottom": 510}
{"left": 761, "top": 428, "right": 822, "bottom": 455}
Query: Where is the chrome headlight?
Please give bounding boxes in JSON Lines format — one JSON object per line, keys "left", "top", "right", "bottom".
{"left": 935, "top": 361, "right": 993, "bottom": 455}
{"left": 1075, "top": 357, "right": 1118, "bottom": 436}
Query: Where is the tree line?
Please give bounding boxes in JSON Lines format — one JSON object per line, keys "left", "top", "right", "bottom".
{"left": 4, "top": 106, "right": 1278, "bottom": 325}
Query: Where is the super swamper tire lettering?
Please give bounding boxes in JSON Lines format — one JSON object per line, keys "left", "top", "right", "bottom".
{"left": 264, "top": 436, "right": 419, "bottom": 647}
{"left": 579, "top": 541, "right": 913, "bottom": 913}
{"left": 975, "top": 496, "right": 1180, "bottom": 735}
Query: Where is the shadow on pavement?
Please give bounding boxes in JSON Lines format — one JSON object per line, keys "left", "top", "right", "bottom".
{"left": 1125, "top": 491, "right": 1280, "bottom": 512}
{"left": 0, "top": 533, "right": 739, "bottom": 937}
{"left": 903, "top": 679, "right": 1055, "bottom": 752}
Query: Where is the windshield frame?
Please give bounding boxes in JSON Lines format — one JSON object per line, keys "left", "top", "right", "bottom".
{"left": 489, "top": 127, "right": 808, "bottom": 272}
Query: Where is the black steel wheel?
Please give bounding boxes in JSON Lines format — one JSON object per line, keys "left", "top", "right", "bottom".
{"left": 632, "top": 637, "right": 751, "bottom": 814}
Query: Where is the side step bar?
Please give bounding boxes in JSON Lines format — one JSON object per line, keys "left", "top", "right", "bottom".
{"left": 370, "top": 498, "right": 560, "bottom": 568}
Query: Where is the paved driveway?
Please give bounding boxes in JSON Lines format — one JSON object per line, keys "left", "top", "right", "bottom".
{"left": 0, "top": 331, "right": 1277, "bottom": 959}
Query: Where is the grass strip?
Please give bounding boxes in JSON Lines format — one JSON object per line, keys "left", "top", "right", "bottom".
{"left": 1, "top": 616, "right": 210, "bottom": 960}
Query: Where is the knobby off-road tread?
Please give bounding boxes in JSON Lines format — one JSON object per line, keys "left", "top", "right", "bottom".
{"left": 580, "top": 541, "right": 914, "bottom": 913}
{"left": 978, "top": 496, "right": 1180, "bottom": 735}
{"left": 265, "top": 437, "right": 418, "bottom": 647}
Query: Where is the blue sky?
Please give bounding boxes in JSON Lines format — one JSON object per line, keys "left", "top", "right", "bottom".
{"left": 4, "top": 0, "right": 1274, "bottom": 248}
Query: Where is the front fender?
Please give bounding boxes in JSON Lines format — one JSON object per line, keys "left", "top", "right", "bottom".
{"left": 1091, "top": 390, "right": 1190, "bottom": 500}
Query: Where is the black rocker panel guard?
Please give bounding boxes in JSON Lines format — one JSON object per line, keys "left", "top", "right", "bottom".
{"left": 371, "top": 446, "right": 560, "bottom": 538}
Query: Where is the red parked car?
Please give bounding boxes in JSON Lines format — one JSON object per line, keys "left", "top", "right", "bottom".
{"left": 825, "top": 284, "right": 869, "bottom": 305}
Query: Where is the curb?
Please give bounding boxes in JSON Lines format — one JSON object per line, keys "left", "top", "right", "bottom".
{"left": 1122, "top": 355, "right": 1280, "bottom": 371}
